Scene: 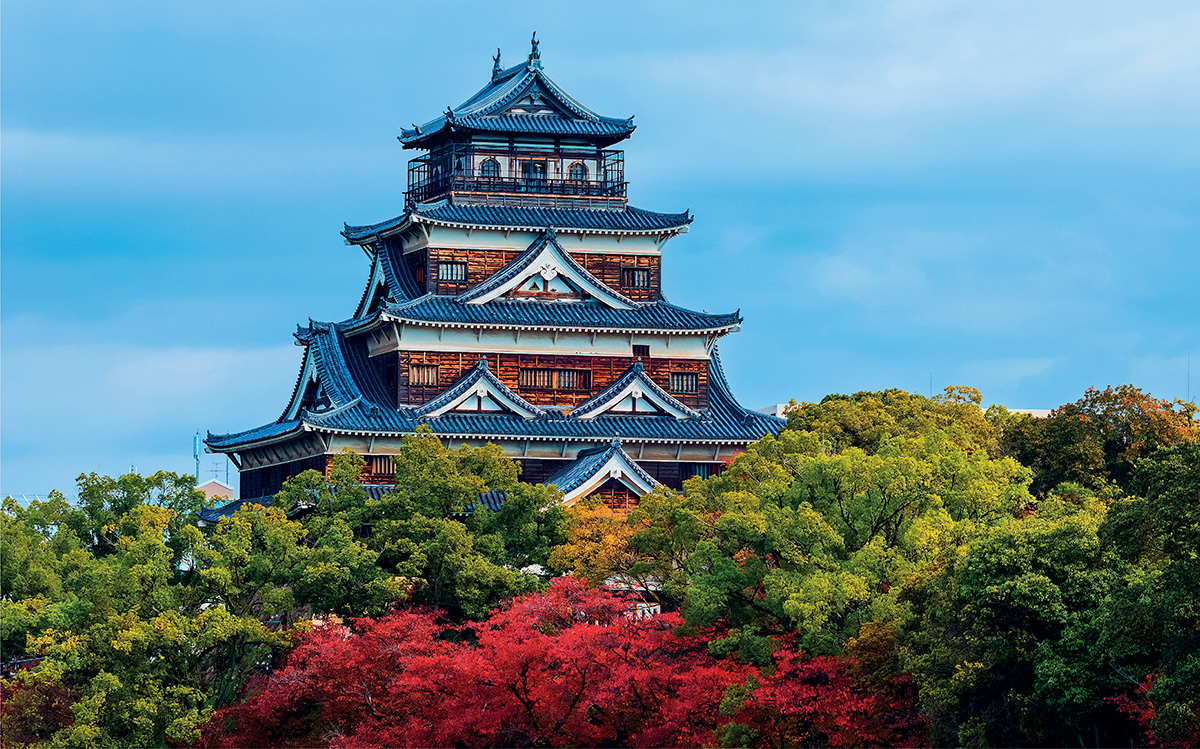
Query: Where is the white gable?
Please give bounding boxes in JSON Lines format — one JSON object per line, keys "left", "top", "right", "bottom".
{"left": 462, "top": 237, "right": 636, "bottom": 310}
{"left": 559, "top": 453, "right": 658, "bottom": 505}
{"left": 572, "top": 377, "right": 699, "bottom": 420}
{"left": 425, "top": 378, "right": 542, "bottom": 420}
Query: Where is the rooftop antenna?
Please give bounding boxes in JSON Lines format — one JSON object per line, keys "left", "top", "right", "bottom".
{"left": 193, "top": 430, "right": 201, "bottom": 481}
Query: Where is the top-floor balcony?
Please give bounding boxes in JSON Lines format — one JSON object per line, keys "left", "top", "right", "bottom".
{"left": 406, "top": 145, "right": 626, "bottom": 207}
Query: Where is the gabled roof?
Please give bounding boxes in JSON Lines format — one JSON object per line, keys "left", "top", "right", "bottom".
{"left": 399, "top": 45, "right": 635, "bottom": 149}
{"left": 198, "top": 498, "right": 270, "bottom": 525}
{"left": 545, "top": 439, "right": 660, "bottom": 504}
{"left": 458, "top": 228, "right": 637, "bottom": 309}
{"left": 570, "top": 360, "right": 701, "bottom": 420}
{"left": 207, "top": 330, "right": 783, "bottom": 453}
{"left": 411, "top": 359, "right": 546, "bottom": 420}
{"left": 342, "top": 201, "right": 692, "bottom": 243}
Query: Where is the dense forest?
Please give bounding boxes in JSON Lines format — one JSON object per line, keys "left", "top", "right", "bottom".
{"left": 2, "top": 385, "right": 1197, "bottom": 748}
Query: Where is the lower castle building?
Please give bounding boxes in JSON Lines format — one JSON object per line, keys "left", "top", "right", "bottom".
{"left": 203, "top": 38, "right": 782, "bottom": 518}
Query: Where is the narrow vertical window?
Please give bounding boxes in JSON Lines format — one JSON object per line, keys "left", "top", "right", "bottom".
{"left": 622, "top": 268, "right": 650, "bottom": 288}
{"left": 438, "top": 262, "right": 467, "bottom": 282}
{"left": 519, "top": 368, "right": 590, "bottom": 390}
{"left": 410, "top": 364, "right": 438, "bottom": 386}
{"left": 670, "top": 372, "right": 697, "bottom": 394}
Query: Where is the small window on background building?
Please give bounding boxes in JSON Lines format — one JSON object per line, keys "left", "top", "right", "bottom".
{"left": 569, "top": 162, "right": 587, "bottom": 181}
{"left": 410, "top": 364, "right": 438, "bottom": 386}
{"left": 632, "top": 344, "right": 650, "bottom": 359}
{"left": 438, "top": 262, "right": 467, "bottom": 282}
{"left": 670, "top": 372, "right": 698, "bottom": 394}
{"left": 480, "top": 158, "right": 499, "bottom": 178}
{"left": 622, "top": 268, "right": 650, "bottom": 288}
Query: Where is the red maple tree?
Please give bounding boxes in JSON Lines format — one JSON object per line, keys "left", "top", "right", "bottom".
{"left": 199, "top": 579, "right": 924, "bottom": 747}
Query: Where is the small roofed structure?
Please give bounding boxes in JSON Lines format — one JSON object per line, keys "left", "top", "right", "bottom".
{"left": 197, "top": 479, "right": 234, "bottom": 502}
{"left": 545, "top": 439, "right": 660, "bottom": 511}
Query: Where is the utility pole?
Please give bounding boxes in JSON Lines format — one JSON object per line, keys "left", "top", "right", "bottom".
{"left": 193, "top": 431, "right": 201, "bottom": 481}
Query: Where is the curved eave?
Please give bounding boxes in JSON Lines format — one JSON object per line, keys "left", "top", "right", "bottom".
{"left": 205, "top": 421, "right": 309, "bottom": 453}
{"left": 342, "top": 212, "right": 690, "bottom": 245}
{"left": 409, "top": 212, "right": 689, "bottom": 237}
{"left": 400, "top": 121, "right": 634, "bottom": 151}
{"left": 342, "top": 214, "right": 414, "bottom": 245}
{"left": 303, "top": 424, "right": 762, "bottom": 446}
{"left": 377, "top": 310, "right": 741, "bottom": 337}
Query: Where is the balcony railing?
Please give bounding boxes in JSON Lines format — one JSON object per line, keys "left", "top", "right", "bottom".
{"left": 406, "top": 147, "right": 626, "bottom": 205}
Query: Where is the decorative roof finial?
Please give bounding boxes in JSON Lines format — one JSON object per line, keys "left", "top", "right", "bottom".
{"left": 492, "top": 48, "right": 502, "bottom": 81}
{"left": 529, "top": 31, "right": 541, "bottom": 68}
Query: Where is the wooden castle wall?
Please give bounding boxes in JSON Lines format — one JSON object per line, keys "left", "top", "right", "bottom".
{"left": 392, "top": 351, "right": 708, "bottom": 408}
{"left": 425, "top": 246, "right": 662, "bottom": 301}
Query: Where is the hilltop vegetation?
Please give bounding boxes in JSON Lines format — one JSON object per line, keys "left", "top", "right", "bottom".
{"left": 2, "top": 386, "right": 1196, "bottom": 747}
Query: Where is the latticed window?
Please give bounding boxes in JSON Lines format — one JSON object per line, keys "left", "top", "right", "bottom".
{"left": 632, "top": 344, "right": 650, "bottom": 359}
{"left": 670, "top": 372, "right": 698, "bottom": 393}
{"left": 569, "top": 162, "right": 588, "bottom": 181}
{"left": 410, "top": 364, "right": 438, "bottom": 386}
{"left": 622, "top": 268, "right": 650, "bottom": 288}
{"left": 519, "top": 368, "right": 590, "bottom": 390}
{"left": 438, "top": 262, "right": 467, "bottom": 282}
{"left": 479, "top": 158, "right": 499, "bottom": 178}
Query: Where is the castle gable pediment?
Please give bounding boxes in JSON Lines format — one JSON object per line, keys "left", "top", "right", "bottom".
{"left": 458, "top": 229, "right": 637, "bottom": 309}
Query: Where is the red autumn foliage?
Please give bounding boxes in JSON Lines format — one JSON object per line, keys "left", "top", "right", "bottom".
{"left": 198, "top": 578, "right": 925, "bottom": 748}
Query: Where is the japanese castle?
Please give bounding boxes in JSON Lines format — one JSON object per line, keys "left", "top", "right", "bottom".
{"left": 204, "top": 37, "right": 782, "bottom": 516}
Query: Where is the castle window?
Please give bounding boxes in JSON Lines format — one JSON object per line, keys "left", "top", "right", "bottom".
{"left": 670, "top": 372, "right": 697, "bottom": 394}
{"left": 479, "top": 158, "right": 499, "bottom": 178}
{"left": 632, "top": 344, "right": 650, "bottom": 359}
{"left": 410, "top": 364, "right": 438, "bottom": 386}
{"left": 438, "top": 262, "right": 467, "bottom": 282}
{"left": 519, "top": 368, "right": 590, "bottom": 391}
{"left": 686, "top": 463, "right": 713, "bottom": 479}
{"left": 622, "top": 268, "right": 650, "bottom": 288}
{"left": 521, "top": 160, "right": 547, "bottom": 182}
{"left": 569, "top": 162, "right": 588, "bottom": 181}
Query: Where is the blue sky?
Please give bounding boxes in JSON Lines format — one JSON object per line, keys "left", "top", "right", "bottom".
{"left": 3, "top": 1, "right": 1198, "bottom": 496}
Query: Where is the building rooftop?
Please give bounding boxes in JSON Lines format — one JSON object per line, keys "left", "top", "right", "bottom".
{"left": 398, "top": 37, "right": 635, "bottom": 150}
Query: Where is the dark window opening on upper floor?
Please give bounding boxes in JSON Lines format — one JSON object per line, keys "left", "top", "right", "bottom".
{"left": 438, "top": 262, "right": 467, "bottom": 283}
{"left": 480, "top": 158, "right": 500, "bottom": 178}
{"left": 632, "top": 344, "right": 650, "bottom": 359}
{"left": 569, "top": 162, "right": 587, "bottom": 181}
{"left": 670, "top": 372, "right": 698, "bottom": 394}
{"left": 622, "top": 268, "right": 650, "bottom": 288}
{"left": 519, "top": 368, "right": 590, "bottom": 391}
{"left": 521, "top": 160, "right": 547, "bottom": 182}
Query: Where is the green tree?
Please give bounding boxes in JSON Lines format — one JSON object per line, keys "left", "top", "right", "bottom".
{"left": 1, "top": 497, "right": 294, "bottom": 748}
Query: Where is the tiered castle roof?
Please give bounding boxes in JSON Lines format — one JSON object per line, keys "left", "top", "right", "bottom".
{"left": 205, "top": 38, "right": 782, "bottom": 508}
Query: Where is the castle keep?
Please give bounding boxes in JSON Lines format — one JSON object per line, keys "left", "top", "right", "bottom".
{"left": 205, "top": 38, "right": 782, "bottom": 513}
